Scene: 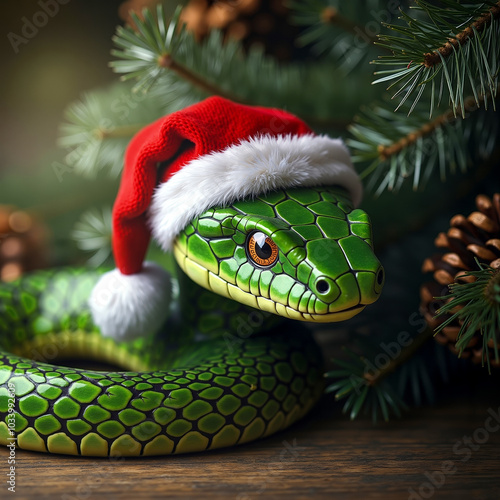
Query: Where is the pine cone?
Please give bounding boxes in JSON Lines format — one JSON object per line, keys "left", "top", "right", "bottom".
{"left": 120, "top": 0, "right": 306, "bottom": 61}
{"left": 420, "top": 193, "right": 500, "bottom": 366}
{"left": 0, "top": 206, "right": 48, "bottom": 282}
{"left": 176, "top": 0, "right": 304, "bottom": 61}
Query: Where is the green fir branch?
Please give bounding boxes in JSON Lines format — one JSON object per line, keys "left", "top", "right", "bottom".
{"left": 435, "top": 261, "right": 500, "bottom": 370}
{"left": 58, "top": 82, "right": 171, "bottom": 178}
{"left": 325, "top": 327, "right": 435, "bottom": 422}
{"left": 61, "top": 4, "right": 381, "bottom": 177}
{"left": 373, "top": 0, "right": 500, "bottom": 115}
{"left": 347, "top": 94, "right": 499, "bottom": 193}
{"left": 109, "top": 4, "right": 380, "bottom": 126}
{"left": 110, "top": 6, "right": 240, "bottom": 100}
{"left": 71, "top": 206, "right": 113, "bottom": 267}
{"left": 325, "top": 350, "right": 407, "bottom": 422}
{"left": 288, "top": 0, "right": 404, "bottom": 73}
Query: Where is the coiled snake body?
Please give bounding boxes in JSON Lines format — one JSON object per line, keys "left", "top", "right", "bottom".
{"left": 0, "top": 186, "right": 383, "bottom": 456}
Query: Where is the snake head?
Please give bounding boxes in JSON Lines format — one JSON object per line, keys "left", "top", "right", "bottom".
{"left": 174, "top": 186, "right": 384, "bottom": 323}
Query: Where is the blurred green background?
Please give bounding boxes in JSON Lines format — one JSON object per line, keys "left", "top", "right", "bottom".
{"left": 0, "top": 1, "right": 125, "bottom": 268}
{"left": 0, "top": 1, "right": 122, "bottom": 172}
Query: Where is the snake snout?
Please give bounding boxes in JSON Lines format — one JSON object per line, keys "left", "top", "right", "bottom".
{"left": 357, "top": 264, "right": 385, "bottom": 306}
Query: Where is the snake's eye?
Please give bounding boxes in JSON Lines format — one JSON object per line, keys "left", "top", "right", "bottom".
{"left": 246, "top": 231, "right": 279, "bottom": 268}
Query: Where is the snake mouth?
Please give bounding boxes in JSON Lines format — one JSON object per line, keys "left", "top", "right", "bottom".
{"left": 303, "top": 304, "right": 366, "bottom": 323}
{"left": 254, "top": 295, "right": 366, "bottom": 323}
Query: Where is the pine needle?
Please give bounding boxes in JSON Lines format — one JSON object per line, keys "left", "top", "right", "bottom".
{"left": 58, "top": 82, "right": 167, "bottom": 178}
{"left": 109, "top": 4, "right": 381, "bottom": 125}
{"left": 347, "top": 94, "right": 499, "bottom": 193}
{"left": 288, "top": 0, "right": 407, "bottom": 73}
{"left": 373, "top": 0, "right": 500, "bottom": 116}
{"left": 71, "top": 206, "right": 113, "bottom": 267}
{"left": 434, "top": 261, "right": 500, "bottom": 371}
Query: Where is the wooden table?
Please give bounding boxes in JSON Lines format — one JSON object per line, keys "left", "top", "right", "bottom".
{"left": 1, "top": 375, "right": 499, "bottom": 500}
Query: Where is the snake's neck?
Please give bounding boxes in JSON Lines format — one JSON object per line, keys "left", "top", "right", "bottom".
{"left": 174, "top": 262, "right": 285, "bottom": 340}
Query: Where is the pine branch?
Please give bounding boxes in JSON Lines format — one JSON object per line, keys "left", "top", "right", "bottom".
{"left": 109, "top": 4, "right": 381, "bottom": 126}
{"left": 347, "top": 92, "right": 500, "bottom": 194}
{"left": 373, "top": 0, "right": 500, "bottom": 115}
{"left": 375, "top": 107, "right": 456, "bottom": 162}
{"left": 435, "top": 261, "right": 500, "bottom": 371}
{"left": 110, "top": 6, "right": 245, "bottom": 97}
{"left": 325, "top": 327, "right": 437, "bottom": 422}
{"left": 71, "top": 206, "right": 113, "bottom": 267}
{"left": 111, "top": 6, "right": 243, "bottom": 102}
{"left": 289, "top": 1, "right": 366, "bottom": 38}
{"left": 325, "top": 354, "right": 407, "bottom": 422}
{"left": 288, "top": 0, "right": 404, "bottom": 73}
{"left": 423, "top": 3, "right": 500, "bottom": 68}
{"left": 156, "top": 52, "right": 242, "bottom": 103}
{"left": 95, "top": 124, "right": 144, "bottom": 140}
{"left": 363, "top": 327, "right": 435, "bottom": 386}
{"left": 320, "top": 6, "right": 362, "bottom": 36}
{"left": 58, "top": 82, "right": 171, "bottom": 178}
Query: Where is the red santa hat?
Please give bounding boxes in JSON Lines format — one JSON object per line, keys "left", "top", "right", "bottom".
{"left": 89, "top": 96, "right": 362, "bottom": 340}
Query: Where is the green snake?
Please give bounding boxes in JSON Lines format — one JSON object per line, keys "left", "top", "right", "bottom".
{"left": 0, "top": 185, "right": 383, "bottom": 456}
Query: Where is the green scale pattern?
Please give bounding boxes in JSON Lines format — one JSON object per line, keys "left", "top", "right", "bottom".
{"left": 0, "top": 321, "right": 322, "bottom": 456}
{"left": 0, "top": 186, "right": 382, "bottom": 456}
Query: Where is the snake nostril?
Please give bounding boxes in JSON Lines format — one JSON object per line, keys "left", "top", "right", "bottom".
{"left": 376, "top": 268, "right": 384, "bottom": 286}
{"left": 316, "top": 279, "right": 330, "bottom": 294}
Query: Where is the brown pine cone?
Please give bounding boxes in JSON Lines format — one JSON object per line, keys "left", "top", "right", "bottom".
{"left": 120, "top": 0, "right": 306, "bottom": 61}
{"left": 176, "top": 0, "right": 303, "bottom": 61}
{"left": 420, "top": 193, "right": 500, "bottom": 366}
{"left": 0, "top": 206, "right": 48, "bottom": 282}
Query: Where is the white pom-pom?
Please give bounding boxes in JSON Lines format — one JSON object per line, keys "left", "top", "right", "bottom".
{"left": 89, "top": 262, "right": 171, "bottom": 341}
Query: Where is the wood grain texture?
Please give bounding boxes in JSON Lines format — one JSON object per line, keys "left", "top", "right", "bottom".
{"left": 1, "top": 348, "right": 499, "bottom": 500}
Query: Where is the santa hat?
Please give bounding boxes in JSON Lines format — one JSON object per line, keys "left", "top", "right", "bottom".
{"left": 89, "top": 96, "right": 362, "bottom": 340}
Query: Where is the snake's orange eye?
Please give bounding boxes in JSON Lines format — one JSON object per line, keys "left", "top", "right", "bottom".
{"left": 246, "top": 231, "right": 279, "bottom": 268}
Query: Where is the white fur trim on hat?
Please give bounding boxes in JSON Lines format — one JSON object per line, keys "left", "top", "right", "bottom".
{"left": 149, "top": 134, "right": 362, "bottom": 251}
{"left": 89, "top": 262, "right": 171, "bottom": 341}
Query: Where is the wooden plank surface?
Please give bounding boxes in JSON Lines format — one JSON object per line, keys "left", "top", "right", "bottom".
{"left": 1, "top": 378, "right": 499, "bottom": 500}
